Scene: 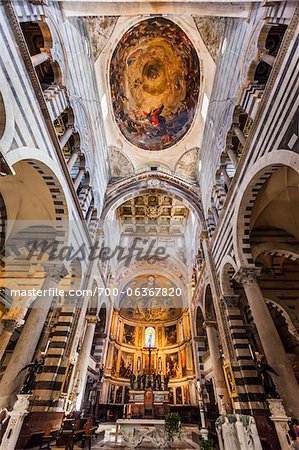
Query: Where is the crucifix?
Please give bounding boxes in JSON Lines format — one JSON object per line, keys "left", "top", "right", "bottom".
{"left": 143, "top": 344, "right": 157, "bottom": 374}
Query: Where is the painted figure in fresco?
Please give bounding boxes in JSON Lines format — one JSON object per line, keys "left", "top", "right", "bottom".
{"left": 144, "top": 105, "right": 166, "bottom": 133}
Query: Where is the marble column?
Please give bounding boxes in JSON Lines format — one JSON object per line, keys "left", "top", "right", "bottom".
{"left": 226, "top": 145, "right": 238, "bottom": 169}
{"left": 232, "top": 124, "right": 246, "bottom": 147}
{"left": 221, "top": 164, "right": 231, "bottom": 187}
{"left": 31, "top": 51, "right": 49, "bottom": 67}
{"left": 260, "top": 52, "right": 276, "bottom": 66}
{"left": 0, "top": 316, "right": 24, "bottom": 362}
{"left": 67, "top": 149, "right": 79, "bottom": 171}
{"left": 234, "top": 267, "right": 299, "bottom": 417}
{"left": 74, "top": 315, "right": 98, "bottom": 409}
{"left": 0, "top": 394, "right": 31, "bottom": 450}
{"left": 0, "top": 263, "right": 67, "bottom": 408}
{"left": 204, "top": 321, "right": 231, "bottom": 411}
{"left": 59, "top": 126, "right": 74, "bottom": 149}
{"left": 74, "top": 169, "right": 85, "bottom": 191}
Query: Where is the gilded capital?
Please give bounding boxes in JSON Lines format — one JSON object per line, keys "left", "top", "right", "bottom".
{"left": 86, "top": 315, "right": 98, "bottom": 324}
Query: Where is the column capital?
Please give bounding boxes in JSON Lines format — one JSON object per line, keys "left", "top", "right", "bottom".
{"left": 200, "top": 230, "right": 209, "bottom": 241}
{"left": 220, "top": 295, "right": 240, "bottom": 309}
{"left": 43, "top": 263, "right": 68, "bottom": 283}
{"left": 86, "top": 315, "right": 98, "bottom": 324}
{"left": 2, "top": 317, "right": 24, "bottom": 332}
{"left": 203, "top": 320, "right": 217, "bottom": 329}
{"left": 234, "top": 267, "right": 261, "bottom": 286}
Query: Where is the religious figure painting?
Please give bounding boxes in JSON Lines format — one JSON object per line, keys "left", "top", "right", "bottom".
{"left": 223, "top": 362, "right": 238, "bottom": 398}
{"left": 123, "top": 324, "right": 135, "bottom": 345}
{"left": 166, "top": 353, "right": 180, "bottom": 378}
{"left": 181, "top": 348, "right": 187, "bottom": 377}
{"left": 119, "top": 275, "right": 182, "bottom": 322}
{"left": 111, "top": 348, "right": 118, "bottom": 376}
{"left": 110, "top": 18, "right": 200, "bottom": 151}
{"left": 119, "top": 352, "right": 134, "bottom": 378}
{"left": 165, "top": 324, "right": 177, "bottom": 345}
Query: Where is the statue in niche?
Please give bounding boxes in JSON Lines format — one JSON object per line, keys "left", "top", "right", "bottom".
{"left": 137, "top": 373, "right": 142, "bottom": 390}
{"left": 142, "top": 373, "right": 146, "bottom": 390}
{"left": 164, "top": 375, "right": 170, "bottom": 391}
{"left": 147, "top": 374, "right": 152, "bottom": 389}
{"left": 257, "top": 356, "right": 280, "bottom": 398}
{"left": 153, "top": 373, "right": 157, "bottom": 390}
{"left": 130, "top": 373, "right": 136, "bottom": 390}
{"left": 157, "top": 373, "right": 162, "bottom": 390}
{"left": 20, "top": 356, "right": 44, "bottom": 394}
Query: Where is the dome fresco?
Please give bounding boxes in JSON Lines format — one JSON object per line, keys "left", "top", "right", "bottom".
{"left": 110, "top": 18, "right": 200, "bottom": 151}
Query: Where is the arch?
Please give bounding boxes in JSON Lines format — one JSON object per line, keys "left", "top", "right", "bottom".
{"left": 265, "top": 297, "right": 299, "bottom": 341}
{"left": 0, "top": 77, "right": 15, "bottom": 155}
{"left": 203, "top": 284, "right": 216, "bottom": 321}
{"left": 232, "top": 150, "right": 299, "bottom": 267}
{"left": 98, "top": 303, "right": 107, "bottom": 335}
{"left": 102, "top": 172, "right": 204, "bottom": 223}
{"left": 251, "top": 242, "right": 299, "bottom": 263}
{"left": 219, "top": 256, "right": 238, "bottom": 296}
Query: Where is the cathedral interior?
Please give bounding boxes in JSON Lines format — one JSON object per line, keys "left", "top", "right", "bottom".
{"left": 0, "top": 0, "right": 299, "bottom": 449}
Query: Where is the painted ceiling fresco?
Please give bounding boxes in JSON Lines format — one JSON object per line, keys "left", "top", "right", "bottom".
{"left": 110, "top": 18, "right": 200, "bottom": 151}
{"left": 119, "top": 275, "right": 183, "bottom": 322}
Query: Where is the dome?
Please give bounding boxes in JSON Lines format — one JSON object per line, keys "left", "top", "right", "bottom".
{"left": 110, "top": 18, "right": 200, "bottom": 151}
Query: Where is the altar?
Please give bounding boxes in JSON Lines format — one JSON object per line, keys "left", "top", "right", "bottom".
{"left": 115, "top": 419, "right": 167, "bottom": 448}
{"left": 126, "top": 389, "right": 170, "bottom": 419}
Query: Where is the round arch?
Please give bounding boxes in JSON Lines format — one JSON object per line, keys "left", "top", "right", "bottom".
{"left": 232, "top": 150, "right": 299, "bottom": 268}
{"left": 219, "top": 256, "right": 238, "bottom": 297}
{"left": 102, "top": 172, "right": 204, "bottom": 224}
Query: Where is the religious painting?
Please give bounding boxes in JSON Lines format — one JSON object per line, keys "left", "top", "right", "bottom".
{"left": 176, "top": 386, "right": 183, "bottom": 404}
{"left": 169, "top": 388, "right": 174, "bottom": 404}
{"left": 109, "top": 384, "right": 115, "bottom": 403}
{"left": 61, "top": 363, "right": 74, "bottom": 396}
{"left": 119, "top": 275, "right": 182, "bottom": 322}
{"left": 111, "top": 347, "right": 118, "bottom": 376}
{"left": 123, "top": 324, "right": 135, "bottom": 345}
{"left": 145, "top": 326, "right": 155, "bottom": 347}
{"left": 119, "top": 352, "right": 134, "bottom": 378}
{"left": 115, "top": 385, "right": 123, "bottom": 403}
{"left": 110, "top": 18, "right": 200, "bottom": 151}
{"left": 166, "top": 353, "right": 180, "bottom": 378}
{"left": 181, "top": 348, "right": 187, "bottom": 377}
{"left": 183, "top": 385, "right": 190, "bottom": 404}
{"left": 223, "top": 362, "right": 238, "bottom": 398}
{"left": 165, "top": 324, "right": 177, "bottom": 345}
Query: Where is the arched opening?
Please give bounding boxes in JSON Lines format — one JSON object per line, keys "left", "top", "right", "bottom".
{"left": 20, "top": 21, "right": 58, "bottom": 90}
{"left": 254, "top": 24, "right": 287, "bottom": 85}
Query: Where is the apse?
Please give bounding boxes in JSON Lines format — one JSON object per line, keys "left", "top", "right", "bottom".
{"left": 110, "top": 18, "right": 200, "bottom": 151}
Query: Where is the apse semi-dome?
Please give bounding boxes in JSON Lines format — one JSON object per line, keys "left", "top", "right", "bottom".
{"left": 110, "top": 18, "right": 200, "bottom": 151}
